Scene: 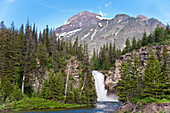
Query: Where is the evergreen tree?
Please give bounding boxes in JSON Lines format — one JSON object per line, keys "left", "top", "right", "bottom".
{"left": 155, "top": 25, "right": 164, "bottom": 42}
{"left": 143, "top": 49, "right": 165, "bottom": 98}
{"left": 130, "top": 53, "right": 142, "bottom": 97}
{"left": 45, "top": 25, "right": 50, "bottom": 53}
{"left": 148, "top": 33, "right": 153, "bottom": 43}
{"left": 73, "top": 36, "right": 79, "bottom": 56}
{"left": 132, "top": 37, "right": 137, "bottom": 50}
{"left": 41, "top": 69, "right": 64, "bottom": 101}
{"left": 109, "top": 42, "right": 113, "bottom": 64}
{"left": 142, "top": 31, "right": 148, "bottom": 46}
{"left": 125, "top": 38, "right": 131, "bottom": 53}
{"left": 164, "top": 24, "right": 169, "bottom": 37}
{"left": 68, "top": 38, "right": 73, "bottom": 55}
{"left": 113, "top": 42, "right": 116, "bottom": 60}
{"left": 102, "top": 54, "right": 110, "bottom": 70}
{"left": 162, "top": 46, "right": 170, "bottom": 98}
{"left": 137, "top": 39, "right": 142, "bottom": 49}
{"left": 117, "top": 61, "right": 130, "bottom": 102}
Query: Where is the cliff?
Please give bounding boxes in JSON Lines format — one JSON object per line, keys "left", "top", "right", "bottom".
{"left": 104, "top": 44, "right": 170, "bottom": 93}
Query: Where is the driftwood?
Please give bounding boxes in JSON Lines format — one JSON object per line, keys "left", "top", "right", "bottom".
{"left": 127, "top": 99, "right": 139, "bottom": 113}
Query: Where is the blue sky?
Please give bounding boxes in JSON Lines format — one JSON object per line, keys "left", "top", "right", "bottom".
{"left": 0, "top": 0, "right": 170, "bottom": 31}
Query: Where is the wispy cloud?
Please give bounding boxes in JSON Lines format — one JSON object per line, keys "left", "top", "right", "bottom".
{"left": 3, "top": 0, "right": 15, "bottom": 3}
{"left": 105, "top": 1, "right": 111, "bottom": 7}
{"left": 99, "top": 10, "right": 107, "bottom": 16}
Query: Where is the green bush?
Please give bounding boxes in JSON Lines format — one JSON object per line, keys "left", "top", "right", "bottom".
{"left": 66, "top": 54, "right": 71, "bottom": 60}
{"left": 2, "top": 97, "right": 87, "bottom": 111}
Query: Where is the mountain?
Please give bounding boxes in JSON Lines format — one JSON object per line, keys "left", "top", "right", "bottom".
{"left": 54, "top": 11, "right": 165, "bottom": 56}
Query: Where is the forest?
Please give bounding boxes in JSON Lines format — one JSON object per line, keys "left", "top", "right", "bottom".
{"left": 0, "top": 19, "right": 169, "bottom": 111}
{"left": 0, "top": 20, "right": 97, "bottom": 110}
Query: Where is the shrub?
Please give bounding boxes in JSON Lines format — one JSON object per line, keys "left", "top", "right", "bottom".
{"left": 66, "top": 54, "right": 71, "bottom": 60}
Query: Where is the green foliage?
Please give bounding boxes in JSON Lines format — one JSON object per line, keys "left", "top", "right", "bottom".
{"left": 143, "top": 49, "right": 165, "bottom": 98}
{"left": 0, "top": 20, "right": 97, "bottom": 111}
{"left": 125, "top": 38, "right": 131, "bottom": 53}
{"left": 90, "top": 57, "right": 101, "bottom": 70}
{"left": 102, "top": 54, "right": 110, "bottom": 70}
{"left": 2, "top": 97, "right": 87, "bottom": 111}
{"left": 142, "top": 31, "right": 148, "bottom": 46}
{"left": 155, "top": 25, "right": 164, "bottom": 42}
{"left": 132, "top": 97, "right": 170, "bottom": 104}
{"left": 132, "top": 37, "right": 137, "bottom": 50}
{"left": 66, "top": 54, "right": 71, "bottom": 60}
{"left": 117, "top": 54, "right": 143, "bottom": 102}
{"left": 41, "top": 69, "right": 65, "bottom": 101}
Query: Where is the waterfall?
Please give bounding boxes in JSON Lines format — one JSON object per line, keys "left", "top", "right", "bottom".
{"left": 92, "top": 70, "right": 119, "bottom": 102}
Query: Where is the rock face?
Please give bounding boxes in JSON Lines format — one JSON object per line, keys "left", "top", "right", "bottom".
{"left": 54, "top": 11, "right": 165, "bottom": 56}
{"left": 55, "top": 11, "right": 101, "bottom": 35}
{"left": 137, "top": 15, "right": 149, "bottom": 21}
{"left": 104, "top": 44, "right": 170, "bottom": 93}
{"left": 118, "top": 103, "right": 170, "bottom": 113}
{"left": 65, "top": 56, "right": 82, "bottom": 88}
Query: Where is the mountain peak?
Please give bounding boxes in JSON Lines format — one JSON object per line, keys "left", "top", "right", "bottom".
{"left": 137, "top": 15, "right": 149, "bottom": 21}
{"left": 66, "top": 11, "right": 101, "bottom": 25}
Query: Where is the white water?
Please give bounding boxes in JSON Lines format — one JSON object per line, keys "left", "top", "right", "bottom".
{"left": 92, "top": 70, "right": 119, "bottom": 102}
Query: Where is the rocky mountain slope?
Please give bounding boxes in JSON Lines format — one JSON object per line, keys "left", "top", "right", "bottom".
{"left": 54, "top": 11, "right": 165, "bottom": 55}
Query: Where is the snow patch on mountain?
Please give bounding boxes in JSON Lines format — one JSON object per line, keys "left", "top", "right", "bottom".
{"left": 91, "top": 29, "right": 97, "bottom": 41}
{"left": 67, "top": 28, "right": 82, "bottom": 35}
{"left": 82, "top": 33, "right": 90, "bottom": 40}
{"left": 118, "top": 19, "right": 122, "bottom": 23}
{"left": 99, "top": 23, "right": 102, "bottom": 27}
{"left": 96, "top": 16, "right": 111, "bottom": 20}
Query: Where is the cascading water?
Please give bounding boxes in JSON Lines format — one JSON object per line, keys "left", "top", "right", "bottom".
{"left": 92, "top": 70, "right": 119, "bottom": 102}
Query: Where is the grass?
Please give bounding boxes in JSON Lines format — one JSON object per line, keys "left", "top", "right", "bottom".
{"left": 1, "top": 97, "right": 88, "bottom": 111}
{"left": 130, "top": 97, "right": 170, "bottom": 104}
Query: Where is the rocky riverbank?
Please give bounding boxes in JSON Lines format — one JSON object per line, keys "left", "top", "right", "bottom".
{"left": 118, "top": 102, "right": 170, "bottom": 113}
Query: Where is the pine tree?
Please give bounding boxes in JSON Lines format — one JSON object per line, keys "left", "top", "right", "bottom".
{"left": 73, "top": 36, "right": 79, "bottom": 56}
{"left": 162, "top": 46, "right": 170, "bottom": 98}
{"left": 143, "top": 49, "right": 165, "bottom": 98}
{"left": 137, "top": 39, "right": 142, "bottom": 49}
{"left": 117, "top": 61, "right": 130, "bottom": 102}
{"left": 130, "top": 53, "right": 142, "bottom": 97}
{"left": 164, "top": 24, "right": 169, "bottom": 37}
{"left": 113, "top": 42, "right": 116, "bottom": 60}
{"left": 125, "top": 38, "right": 131, "bottom": 53}
{"left": 45, "top": 25, "right": 50, "bottom": 53}
{"left": 155, "top": 25, "right": 164, "bottom": 42}
{"left": 148, "top": 33, "right": 153, "bottom": 44}
{"left": 41, "top": 69, "right": 64, "bottom": 101}
{"left": 142, "top": 31, "right": 148, "bottom": 46}
{"left": 132, "top": 37, "right": 137, "bottom": 50}
{"left": 22, "top": 19, "right": 34, "bottom": 96}
{"left": 102, "top": 54, "right": 110, "bottom": 70}
{"left": 109, "top": 42, "right": 113, "bottom": 64}
{"left": 68, "top": 38, "right": 73, "bottom": 55}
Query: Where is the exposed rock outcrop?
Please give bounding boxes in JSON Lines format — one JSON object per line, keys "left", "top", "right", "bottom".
{"left": 104, "top": 44, "right": 170, "bottom": 93}
{"left": 118, "top": 102, "right": 170, "bottom": 113}
{"left": 65, "top": 56, "right": 82, "bottom": 88}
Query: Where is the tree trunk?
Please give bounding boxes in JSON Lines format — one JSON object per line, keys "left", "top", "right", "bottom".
{"left": 64, "top": 62, "right": 71, "bottom": 98}
{"left": 80, "top": 73, "right": 87, "bottom": 96}
{"left": 22, "top": 75, "right": 25, "bottom": 93}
